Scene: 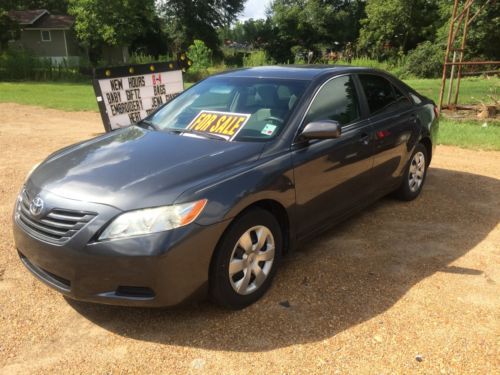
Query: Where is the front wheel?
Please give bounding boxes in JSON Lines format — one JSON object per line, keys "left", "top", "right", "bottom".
{"left": 210, "top": 208, "right": 282, "bottom": 309}
{"left": 396, "top": 143, "right": 428, "bottom": 201}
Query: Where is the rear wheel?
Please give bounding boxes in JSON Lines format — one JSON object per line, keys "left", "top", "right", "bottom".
{"left": 396, "top": 143, "right": 428, "bottom": 201}
{"left": 210, "top": 208, "right": 282, "bottom": 309}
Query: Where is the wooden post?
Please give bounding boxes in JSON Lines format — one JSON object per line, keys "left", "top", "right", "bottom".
{"left": 453, "top": 6, "right": 471, "bottom": 106}
{"left": 447, "top": 51, "right": 457, "bottom": 105}
{"left": 438, "top": 0, "right": 459, "bottom": 111}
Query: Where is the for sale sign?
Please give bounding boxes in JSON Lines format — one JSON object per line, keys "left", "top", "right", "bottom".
{"left": 93, "top": 55, "right": 192, "bottom": 132}
{"left": 187, "top": 110, "right": 251, "bottom": 141}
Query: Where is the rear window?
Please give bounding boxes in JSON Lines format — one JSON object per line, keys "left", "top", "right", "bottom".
{"left": 359, "top": 74, "right": 412, "bottom": 114}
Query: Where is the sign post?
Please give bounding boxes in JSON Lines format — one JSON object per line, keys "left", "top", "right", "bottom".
{"left": 93, "top": 54, "right": 192, "bottom": 132}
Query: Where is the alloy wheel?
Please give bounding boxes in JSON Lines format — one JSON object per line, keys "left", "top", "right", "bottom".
{"left": 408, "top": 151, "right": 426, "bottom": 193}
{"left": 228, "top": 225, "right": 275, "bottom": 295}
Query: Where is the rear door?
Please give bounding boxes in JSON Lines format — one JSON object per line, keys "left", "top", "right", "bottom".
{"left": 292, "top": 74, "right": 374, "bottom": 238}
{"left": 356, "top": 74, "right": 417, "bottom": 193}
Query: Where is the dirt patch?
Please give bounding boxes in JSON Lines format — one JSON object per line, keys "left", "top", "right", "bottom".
{"left": 0, "top": 103, "right": 499, "bottom": 374}
{"left": 442, "top": 109, "right": 500, "bottom": 122}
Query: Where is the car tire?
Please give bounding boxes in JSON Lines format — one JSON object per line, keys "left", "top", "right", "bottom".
{"left": 396, "top": 142, "right": 428, "bottom": 201}
{"left": 210, "top": 208, "right": 282, "bottom": 309}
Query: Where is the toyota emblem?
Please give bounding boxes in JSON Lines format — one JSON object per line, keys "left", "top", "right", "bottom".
{"left": 29, "top": 196, "right": 44, "bottom": 217}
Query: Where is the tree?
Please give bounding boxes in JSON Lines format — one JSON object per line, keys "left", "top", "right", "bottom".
{"left": 266, "top": 0, "right": 366, "bottom": 62}
{"left": 0, "top": 9, "right": 19, "bottom": 52}
{"left": 158, "top": 0, "right": 246, "bottom": 53}
{"left": 435, "top": 0, "right": 500, "bottom": 61}
{"left": 3, "top": 0, "right": 68, "bottom": 14}
{"left": 222, "top": 18, "right": 273, "bottom": 47}
{"left": 358, "top": 0, "right": 441, "bottom": 59}
{"left": 68, "top": 0, "right": 159, "bottom": 64}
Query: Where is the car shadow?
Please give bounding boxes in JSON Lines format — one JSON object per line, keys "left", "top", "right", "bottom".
{"left": 67, "top": 167, "right": 500, "bottom": 351}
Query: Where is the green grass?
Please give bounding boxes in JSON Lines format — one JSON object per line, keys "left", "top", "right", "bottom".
{"left": 405, "top": 76, "right": 499, "bottom": 105}
{"left": 0, "top": 81, "right": 196, "bottom": 112}
{"left": 437, "top": 118, "right": 500, "bottom": 151}
{"left": 0, "top": 82, "right": 98, "bottom": 111}
{"left": 2, "top": 77, "right": 497, "bottom": 112}
{"left": 1, "top": 78, "right": 499, "bottom": 151}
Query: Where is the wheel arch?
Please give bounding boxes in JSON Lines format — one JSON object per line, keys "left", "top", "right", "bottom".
{"left": 231, "top": 199, "right": 291, "bottom": 254}
{"left": 249, "top": 199, "right": 291, "bottom": 255}
{"left": 211, "top": 198, "right": 292, "bottom": 264}
{"left": 419, "top": 136, "right": 432, "bottom": 165}
{"left": 207, "top": 198, "right": 292, "bottom": 300}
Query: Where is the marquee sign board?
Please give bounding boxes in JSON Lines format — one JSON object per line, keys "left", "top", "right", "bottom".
{"left": 93, "top": 54, "right": 192, "bottom": 132}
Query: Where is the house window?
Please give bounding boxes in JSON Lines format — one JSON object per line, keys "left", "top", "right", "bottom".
{"left": 41, "top": 31, "right": 51, "bottom": 42}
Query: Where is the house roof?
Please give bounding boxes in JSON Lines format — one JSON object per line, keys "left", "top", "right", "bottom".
{"left": 31, "top": 14, "right": 74, "bottom": 29}
{"left": 7, "top": 9, "right": 74, "bottom": 30}
{"left": 8, "top": 9, "right": 48, "bottom": 25}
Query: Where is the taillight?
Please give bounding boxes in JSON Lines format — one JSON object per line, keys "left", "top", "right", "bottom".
{"left": 433, "top": 106, "right": 440, "bottom": 119}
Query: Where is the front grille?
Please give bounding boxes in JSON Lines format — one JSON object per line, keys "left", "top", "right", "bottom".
{"left": 16, "top": 190, "right": 97, "bottom": 244}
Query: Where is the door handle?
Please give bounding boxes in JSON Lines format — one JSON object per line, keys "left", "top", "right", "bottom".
{"left": 359, "top": 133, "right": 370, "bottom": 145}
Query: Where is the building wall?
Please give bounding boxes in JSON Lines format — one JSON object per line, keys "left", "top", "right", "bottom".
{"left": 20, "top": 29, "right": 67, "bottom": 57}
{"left": 64, "top": 30, "right": 81, "bottom": 56}
{"left": 15, "top": 28, "right": 128, "bottom": 66}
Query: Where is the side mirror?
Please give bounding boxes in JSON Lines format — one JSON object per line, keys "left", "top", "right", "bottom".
{"left": 300, "top": 120, "right": 341, "bottom": 140}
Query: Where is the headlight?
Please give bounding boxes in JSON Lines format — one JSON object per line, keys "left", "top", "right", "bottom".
{"left": 98, "top": 199, "right": 207, "bottom": 240}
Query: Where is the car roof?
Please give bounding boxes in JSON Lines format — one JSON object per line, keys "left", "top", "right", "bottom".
{"left": 213, "top": 65, "right": 369, "bottom": 80}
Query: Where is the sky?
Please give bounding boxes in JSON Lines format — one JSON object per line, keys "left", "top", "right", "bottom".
{"left": 240, "top": 0, "right": 272, "bottom": 20}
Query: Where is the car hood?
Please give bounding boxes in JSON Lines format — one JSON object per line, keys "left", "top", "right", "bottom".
{"left": 28, "top": 126, "right": 265, "bottom": 211}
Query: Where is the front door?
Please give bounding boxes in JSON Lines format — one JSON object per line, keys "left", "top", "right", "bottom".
{"left": 292, "top": 75, "right": 374, "bottom": 238}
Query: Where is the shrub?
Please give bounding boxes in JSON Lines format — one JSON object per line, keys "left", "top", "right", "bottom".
{"left": 332, "top": 56, "right": 408, "bottom": 78}
{"left": 0, "top": 49, "right": 85, "bottom": 81}
{"left": 335, "top": 57, "right": 390, "bottom": 70}
{"left": 0, "top": 49, "right": 34, "bottom": 80}
{"left": 187, "top": 40, "right": 212, "bottom": 72}
{"left": 402, "top": 41, "right": 444, "bottom": 78}
{"left": 184, "top": 69, "right": 209, "bottom": 82}
{"left": 221, "top": 48, "right": 244, "bottom": 67}
{"left": 243, "top": 50, "right": 273, "bottom": 67}
{"left": 291, "top": 45, "right": 306, "bottom": 64}
{"left": 128, "top": 53, "right": 173, "bottom": 65}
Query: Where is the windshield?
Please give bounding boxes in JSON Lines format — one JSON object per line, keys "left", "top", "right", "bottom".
{"left": 148, "top": 76, "right": 309, "bottom": 142}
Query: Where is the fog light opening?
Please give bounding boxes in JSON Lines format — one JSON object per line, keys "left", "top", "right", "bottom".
{"left": 115, "top": 286, "right": 155, "bottom": 299}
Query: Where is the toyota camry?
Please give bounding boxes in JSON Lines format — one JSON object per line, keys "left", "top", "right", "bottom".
{"left": 13, "top": 66, "right": 438, "bottom": 309}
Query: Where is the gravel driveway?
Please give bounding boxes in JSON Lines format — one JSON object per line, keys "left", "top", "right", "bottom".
{"left": 0, "top": 103, "right": 499, "bottom": 374}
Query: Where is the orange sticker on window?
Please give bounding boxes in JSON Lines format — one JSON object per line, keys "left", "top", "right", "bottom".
{"left": 186, "top": 110, "right": 251, "bottom": 141}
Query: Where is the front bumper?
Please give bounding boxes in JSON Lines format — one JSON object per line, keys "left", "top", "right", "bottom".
{"left": 13, "top": 190, "right": 229, "bottom": 307}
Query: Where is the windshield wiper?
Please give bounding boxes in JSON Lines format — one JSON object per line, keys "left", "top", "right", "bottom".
{"left": 169, "top": 128, "right": 227, "bottom": 141}
{"left": 137, "top": 119, "right": 159, "bottom": 131}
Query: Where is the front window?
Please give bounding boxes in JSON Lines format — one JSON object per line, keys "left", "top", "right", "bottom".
{"left": 304, "top": 75, "right": 360, "bottom": 126}
{"left": 149, "top": 77, "right": 309, "bottom": 142}
{"left": 41, "top": 30, "right": 51, "bottom": 42}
